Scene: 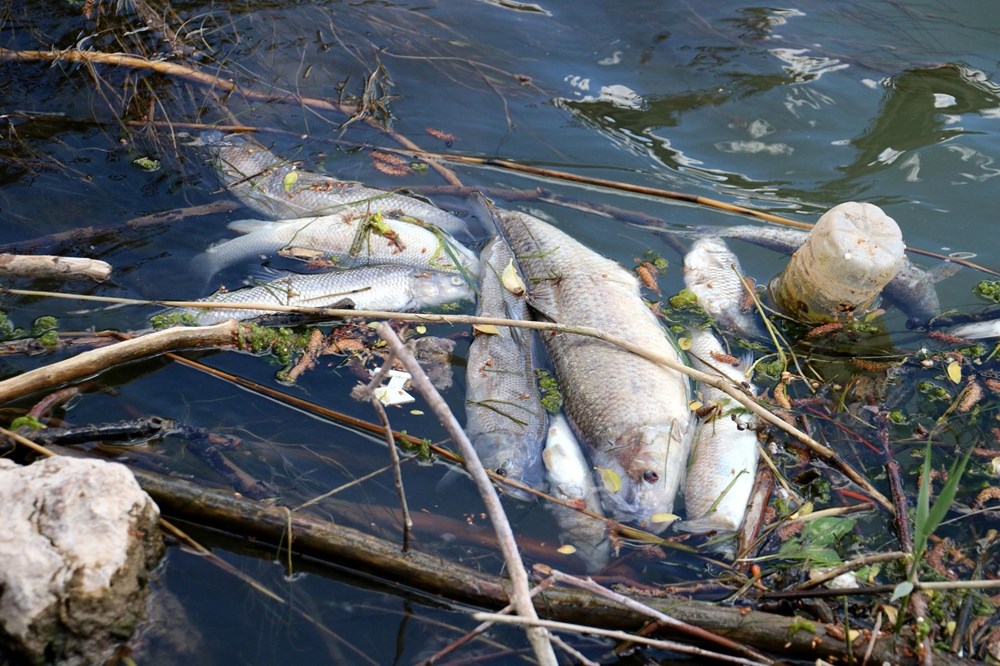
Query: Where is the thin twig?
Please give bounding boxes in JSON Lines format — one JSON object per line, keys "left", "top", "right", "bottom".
{"left": 359, "top": 355, "right": 413, "bottom": 552}
{"left": 535, "top": 565, "right": 774, "bottom": 664}
{"left": 376, "top": 323, "right": 557, "bottom": 666}
{"left": 789, "top": 551, "right": 909, "bottom": 591}
{"left": 424, "top": 577, "right": 555, "bottom": 665}
{"left": 470, "top": 613, "right": 769, "bottom": 666}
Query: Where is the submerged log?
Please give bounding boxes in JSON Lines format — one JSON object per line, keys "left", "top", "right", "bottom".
{"left": 133, "top": 468, "right": 979, "bottom": 666}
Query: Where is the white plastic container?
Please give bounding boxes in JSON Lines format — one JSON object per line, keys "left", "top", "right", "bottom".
{"left": 770, "top": 202, "right": 905, "bottom": 322}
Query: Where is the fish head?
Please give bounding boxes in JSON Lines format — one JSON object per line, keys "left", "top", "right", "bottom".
{"left": 414, "top": 271, "right": 476, "bottom": 307}
{"left": 595, "top": 425, "right": 687, "bottom": 533}
{"left": 472, "top": 431, "right": 545, "bottom": 502}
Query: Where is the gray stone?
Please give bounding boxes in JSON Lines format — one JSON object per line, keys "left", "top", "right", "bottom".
{"left": 0, "top": 457, "right": 163, "bottom": 665}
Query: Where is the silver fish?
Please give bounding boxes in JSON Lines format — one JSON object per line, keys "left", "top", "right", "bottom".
{"left": 699, "top": 224, "right": 948, "bottom": 327}
{"left": 678, "top": 328, "right": 759, "bottom": 533}
{"left": 201, "top": 131, "right": 472, "bottom": 238}
{"left": 465, "top": 236, "right": 548, "bottom": 499}
{"left": 192, "top": 214, "right": 480, "bottom": 282}
{"left": 178, "top": 266, "right": 474, "bottom": 325}
{"left": 682, "top": 236, "right": 766, "bottom": 339}
{"left": 492, "top": 207, "right": 693, "bottom": 530}
{"left": 543, "top": 412, "right": 611, "bottom": 572}
{"left": 946, "top": 319, "right": 1000, "bottom": 339}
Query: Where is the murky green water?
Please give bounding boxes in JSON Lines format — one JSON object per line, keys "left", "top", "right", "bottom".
{"left": 2, "top": 1, "right": 999, "bottom": 663}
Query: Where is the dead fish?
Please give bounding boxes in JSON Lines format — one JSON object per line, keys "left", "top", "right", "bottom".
{"left": 696, "top": 224, "right": 956, "bottom": 328}
{"left": 465, "top": 236, "right": 548, "bottom": 499}
{"left": 200, "top": 131, "right": 472, "bottom": 239}
{"left": 176, "top": 266, "right": 473, "bottom": 325}
{"left": 543, "top": 412, "right": 611, "bottom": 572}
{"left": 192, "top": 214, "right": 480, "bottom": 282}
{"left": 677, "top": 328, "right": 759, "bottom": 533}
{"left": 492, "top": 206, "right": 693, "bottom": 531}
{"left": 682, "top": 236, "right": 766, "bottom": 339}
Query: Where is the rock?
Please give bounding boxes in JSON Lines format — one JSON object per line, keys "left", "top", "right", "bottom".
{"left": 0, "top": 457, "right": 164, "bottom": 665}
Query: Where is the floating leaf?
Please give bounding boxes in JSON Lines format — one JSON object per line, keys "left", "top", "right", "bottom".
{"left": 688, "top": 400, "right": 703, "bottom": 412}
{"left": 132, "top": 156, "right": 160, "bottom": 172}
{"left": 890, "top": 581, "right": 914, "bottom": 602}
{"left": 473, "top": 323, "right": 501, "bottom": 335}
{"left": 409, "top": 410, "right": 424, "bottom": 416}
{"left": 650, "top": 512, "right": 679, "bottom": 524}
{"left": 789, "top": 501, "right": 814, "bottom": 520}
{"left": 991, "top": 457, "right": 1000, "bottom": 476}
{"left": 946, "top": 360, "right": 962, "bottom": 384}
{"left": 556, "top": 544, "right": 576, "bottom": 555}
{"left": 597, "top": 467, "right": 622, "bottom": 494}
{"left": 415, "top": 325, "right": 427, "bottom": 334}
{"left": 678, "top": 336, "right": 691, "bottom": 351}
{"left": 283, "top": 170, "right": 299, "bottom": 193}
{"left": 501, "top": 259, "right": 526, "bottom": 296}
{"left": 847, "top": 629, "right": 861, "bottom": 642}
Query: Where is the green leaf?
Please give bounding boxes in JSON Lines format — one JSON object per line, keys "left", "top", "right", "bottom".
{"left": 890, "top": 581, "right": 913, "bottom": 602}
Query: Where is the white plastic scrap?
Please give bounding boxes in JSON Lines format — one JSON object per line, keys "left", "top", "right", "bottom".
{"left": 370, "top": 368, "right": 415, "bottom": 406}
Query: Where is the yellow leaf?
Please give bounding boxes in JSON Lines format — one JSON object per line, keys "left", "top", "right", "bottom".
{"left": 409, "top": 410, "right": 424, "bottom": 416}
{"left": 282, "top": 170, "right": 299, "bottom": 193}
{"left": 556, "top": 544, "right": 576, "bottom": 555}
{"left": 415, "top": 325, "right": 427, "bottom": 334}
{"left": 678, "top": 336, "right": 691, "bottom": 351}
{"left": 650, "top": 512, "right": 679, "bottom": 524}
{"left": 500, "top": 259, "right": 526, "bottom": 296}
{"left": 847, "top": 629, "right": 861, "bottom": 642}
{"left": 597, "top": 467, "right": 622, "bottom": 494}
{"left": 946, "top": 360, "right": 962, "bottom": 384}
{"left": 689, "top": 400, "right": 703, "bottom": 412}
{"left": 789, "top": 501, "right": 813, "bottom": 520}
{"left": 473, "top": 324, "right": 501, "bottom": 335}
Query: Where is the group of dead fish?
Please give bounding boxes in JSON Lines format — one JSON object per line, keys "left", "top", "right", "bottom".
{"left": 187, "top": 132, "right": 991, "bottom": 572}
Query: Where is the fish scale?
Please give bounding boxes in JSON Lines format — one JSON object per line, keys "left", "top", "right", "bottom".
{"left": 201, "top": 131, "right": 471, "bottom": 238}
{"left": 492, "top": 207, "right": 693, "bottom": 529}
{"left": 177, "top": 266, "right": 474, "bottom": 325}
{"left": 464, "top": 236, "right": 548, "bottom": 498}
{"left": 191, "top": 213, "right": 480, "bottom": 281}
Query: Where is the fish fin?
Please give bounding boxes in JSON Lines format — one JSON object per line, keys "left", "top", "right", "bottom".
{"left": 190, "top": 251, "right": 222, "bottom": 283}
{"left": 434, "top": 466, "right": 468, "bottom": 494}
{"left": 227, "top": 218, "right": 276, "bottom": 234}
{"left": 926, "top": 262, "right": 963, "bottom": 283}
{"left": 674, "top": 513, "right": 740, "bottom": 534}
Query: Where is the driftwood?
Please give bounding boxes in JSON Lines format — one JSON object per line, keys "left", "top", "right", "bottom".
{"left": 132, "top": 468, "right": 980, "bottom": 666}
{"left": 0, "top": 323, "right": 246, "bottom": 404}
{"left": 0, "top": 254, "right": 111, "bottom": 282}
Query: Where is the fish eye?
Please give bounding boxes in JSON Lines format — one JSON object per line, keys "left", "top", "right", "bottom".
{"left": 642, "top": 470, "right": 659, "bottom": 484}
{"left": 494, "top": 467, "right": 508, "bottom": 477}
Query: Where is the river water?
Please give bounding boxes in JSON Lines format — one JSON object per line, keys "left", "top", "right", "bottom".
{"left": 2, "top": 1, "right": 999, "bottom": 663}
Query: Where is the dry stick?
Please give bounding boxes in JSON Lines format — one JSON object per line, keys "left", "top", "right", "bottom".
{"left": 535, "top": 565, "right": 774, "bottom": 665}
{"left": 359, "top": 359, "right": 413, "bottom": 552}
{"left": 0, "top": 288, "right": 894, "bottom": 514}
{"left": 0, "top": 428, "right": 377, "bottom": 666}
{"left": 0, "top": 47, "right": 461, "bottom": 186}
{"left": 0, "top": 254, "right": 112, "bottom": 281}
{"left": 789, "top": 551, "right": 909, "bottom": 591}
{"left": 0, "top": 322, "right": 244, "bottom": 404}
{"left": 385, "top": 148, "right": 1000, "bottom": 277}
{"left": 424, "top": 578, "right": 556, "bottom": 665}
{"left": 376, "top": 323, "right": 557, "bottom": 666}
{"left": 470, "top": 614, "right": 768, "bottom": 666}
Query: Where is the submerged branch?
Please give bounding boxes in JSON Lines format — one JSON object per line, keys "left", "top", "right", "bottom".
{"left": 129, "top": 468, "right": 973, "bottom": 666}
